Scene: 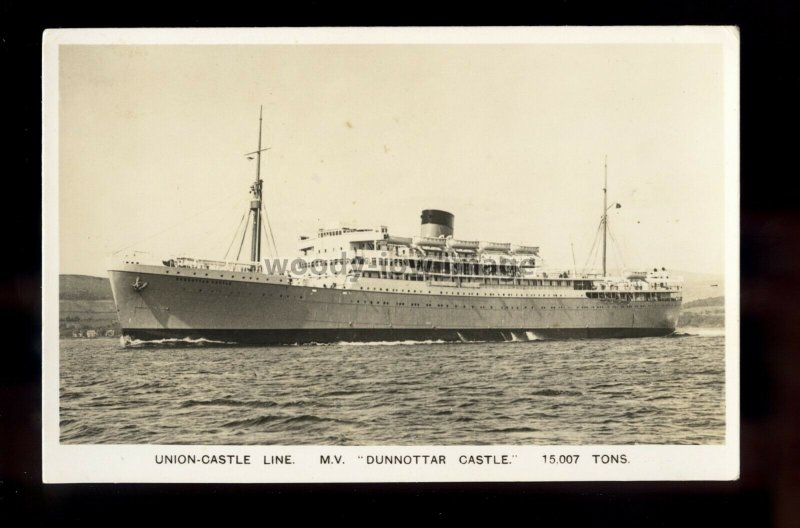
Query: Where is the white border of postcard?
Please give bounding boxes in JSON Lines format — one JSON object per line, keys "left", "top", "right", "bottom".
{"left": 42, "top": 26, "right": 740, "bottom": 483}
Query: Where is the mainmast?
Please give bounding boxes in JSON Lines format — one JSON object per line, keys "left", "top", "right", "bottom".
{"left": 247, "top": 106, "right": 269, "bottom": 263}
{"left": 602, "top": 155, "right": 608, "bottom": 277}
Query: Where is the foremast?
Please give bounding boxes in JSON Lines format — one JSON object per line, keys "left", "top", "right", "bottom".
{"left": 246, "top": 106, "right": 269, "bottom": 262}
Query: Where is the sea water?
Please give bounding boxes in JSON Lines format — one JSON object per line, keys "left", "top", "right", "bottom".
{"left": 59, "top": 331, "right": 726, "bottom": 445}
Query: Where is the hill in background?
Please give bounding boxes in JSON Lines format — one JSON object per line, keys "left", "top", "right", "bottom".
{"left": 59, "top": 275, "right": 116, "bottom": 337}
{"left": 683, "top": 296, "right": 724, "bottom": 309}
{"left": 60, "top": 274, "right": 113, "bottom": 300}
{"left": 678, "top": 295, "right": 725, "bottom": 328}
{"left": 674, "top": 270, "right": 724, "bottom": 303}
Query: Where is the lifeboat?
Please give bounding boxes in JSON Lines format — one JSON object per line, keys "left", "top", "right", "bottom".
{"left": 510, "top": 244, "right": 539, "bottom": 255}
{"left": 478, "top": 240, "right": 511, "bottom": 252}
{"left": 385, "top": 235, "right": 413, "bottom": 246}
{"left": 412, "top": 236, "right": 447, "bottom": 248}
{"left": 446, "top": 238, "right": 480, "bottom": 250}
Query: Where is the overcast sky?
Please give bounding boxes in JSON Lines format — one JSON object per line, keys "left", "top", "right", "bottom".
{"left": 58, "top": 43, "right": 727, "bottom": 277}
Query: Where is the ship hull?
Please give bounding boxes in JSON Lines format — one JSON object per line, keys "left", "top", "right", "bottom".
{"left": 109, "top": 264, "right": 681, "bottom": 346}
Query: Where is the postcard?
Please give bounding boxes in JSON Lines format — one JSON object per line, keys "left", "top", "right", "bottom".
{"left": 42, "top": 26, "right": 740, "bottom": 482}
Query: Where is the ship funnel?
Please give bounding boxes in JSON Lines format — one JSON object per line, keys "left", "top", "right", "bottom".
{"left": 420, "top": 209, "right": 454, "bottom": 238}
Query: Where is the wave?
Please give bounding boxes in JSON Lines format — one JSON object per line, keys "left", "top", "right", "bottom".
{"left": 645, "top": 394, "right": 674, "bottom": 401}
{"left": 590, "top": 382, "right": 628, "bottom": 390}
{"left": 671, "top": 327, "right": 726, "bottom": 338}
{"left": 620, "top": 408, "right": 659, "bottom": 419}
{"left": 121, "top": 336, "right": 236, "bottom": 348}
{"left": 130, "top": 382, "right": 165, "bottom": 390}
{"left": 318, "top": 389, "right": 374, "bottom": 397}
{"left": 223, "top": 414, "right": 356, "bottom": 429}
{"left": 180, "top": 398, "right": 278, "bottom": 409}
{"left": 530, "top": 389, "right": 583, "bottom": 397}
{"left": 334, "top": 339, "right": 448, "bottom": 346}
{"left": 487, "top": 427, "right": 539, "bottom": 433}
{"left": 223, "top": 415, "right": 284, "bottom": 428}
{"left": 694, "top": 368, "right": 724, "bottom": 376}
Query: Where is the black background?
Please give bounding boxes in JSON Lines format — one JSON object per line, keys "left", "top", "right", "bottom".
{"left": 1, "top": 1, "right": 796, "bottom": 524}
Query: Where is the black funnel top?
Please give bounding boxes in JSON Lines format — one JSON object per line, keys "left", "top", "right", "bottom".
{"left": 420, "top": 209, "right": 454, "bottom": 229}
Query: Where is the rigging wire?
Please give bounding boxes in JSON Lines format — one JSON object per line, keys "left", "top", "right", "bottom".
{"left": 606, "top": 222, "right": 627, "bottom": 270}
{"left": 107, "top": 187, "right": 242, "bottom": 244}
{"left": 582, "top": 219, "right": 604, "bottom": 271}
{"left": 259, "top": 208, "right": 278, "bottom": 259}
{"left": 224, "top": 211, "right": 248, "bottom": 260}
{"left": 110, "top": 189, "right": 245, "bottom": 256}
{"left": 260, "top": 215, "right": 267, "bottom": 258}
{"left": 111, "top": 112, "right": 278, "bottom": 261}
{"left": 164, "top": 197, "right": 246, "bottom": 258}
{"left": 261, "top": 201, "right": 278, "bottom": 257}
{"left": 236, "top": 213, "right": 251, "bottom": 261}
{"left": 260, "top": 213, "right": 273, "bottom": 260}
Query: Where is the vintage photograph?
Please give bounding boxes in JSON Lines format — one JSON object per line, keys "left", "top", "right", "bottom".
{"left": 43, "top": 27, "right": 739, "bottom": 481}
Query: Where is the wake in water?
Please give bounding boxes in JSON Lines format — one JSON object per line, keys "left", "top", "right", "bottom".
{"left": 120, "top": 336, "right": 525, "bottom": 349}
{"left": 331, "top": 339, "right": 449, "bottom": 347}
{"left": 120, "top": 336, "right": 237, "bottom": 348}
{"left": 670, "top": 327, "right": 726, "bottom": 338}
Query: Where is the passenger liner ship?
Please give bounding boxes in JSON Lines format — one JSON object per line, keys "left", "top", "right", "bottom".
{"left": 108, "top": 111, "right": 682, "bottom": 345}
